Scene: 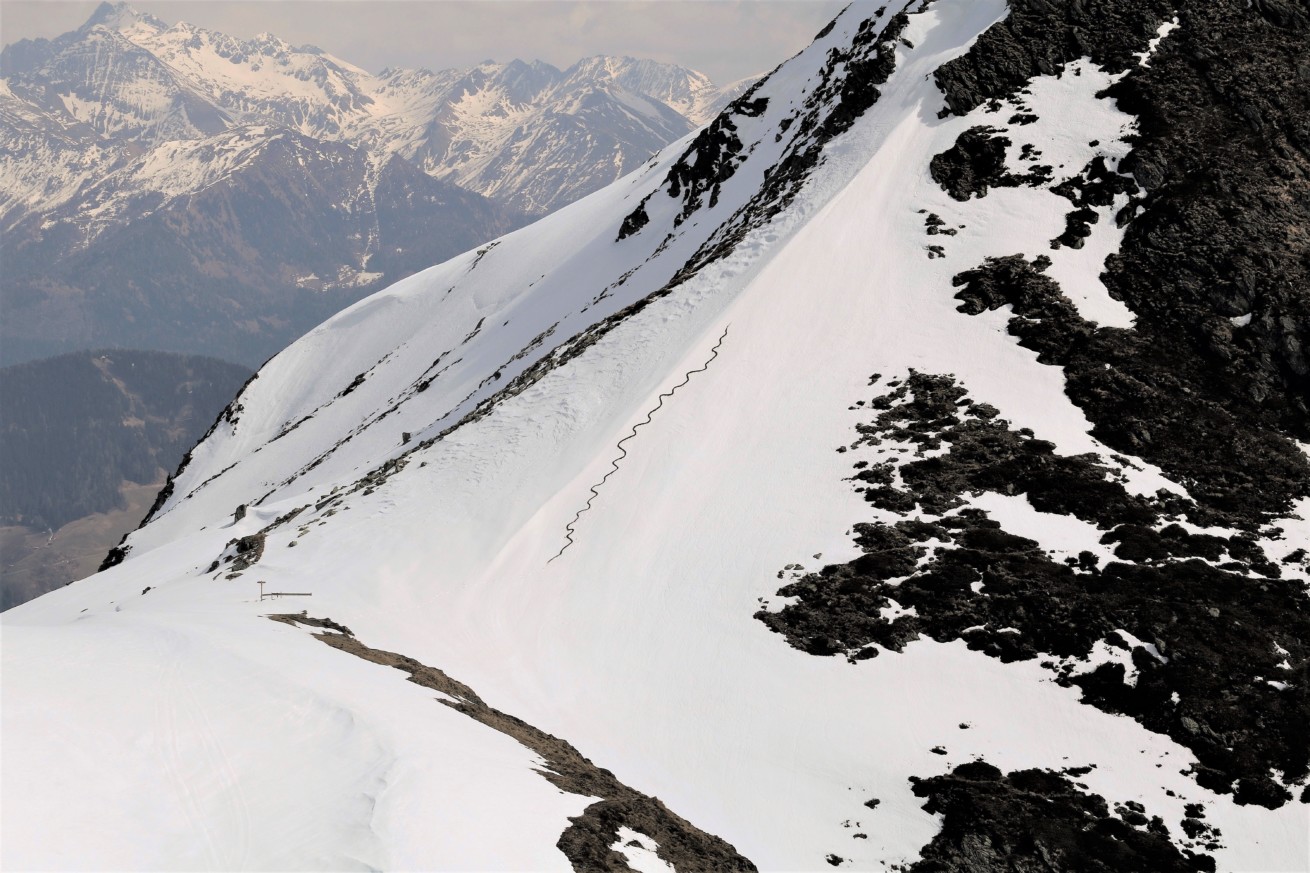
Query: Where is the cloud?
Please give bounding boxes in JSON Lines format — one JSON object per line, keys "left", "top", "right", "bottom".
{"left": 1, "top": 0, "right": 848, "bottom": 83}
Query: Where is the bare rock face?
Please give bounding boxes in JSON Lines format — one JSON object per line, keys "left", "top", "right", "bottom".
{"left": 908, "top": 763, "right": 1216, "bottom": 873}
{"left": 760, "top": 372, "right": 1309, "bottom": 810}
{"left": 758, "top": 0, "right": 1310, "bottom": 853}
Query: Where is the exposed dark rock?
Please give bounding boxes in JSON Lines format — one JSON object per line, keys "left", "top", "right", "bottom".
{"left": 924, "top": 213, "right": 957, "bottom": 236}
{"left": 929, "top": 126, "right": 1051, "bottom": 200}
{"left": 224, "top": 532, "right": 266, "bottom": 572}
{"left": 97, "top": 539, "right": 130, "bottom": 572}
{"left": 907, "top": 762, "right": 1214, "bottom": 872}
{"left": 929, "top": 126, "right": 1005, "bottom": 199}
{"left": 338, "top": 372, "right": 367, "bottom": 397}
{"left": 935, "top": 0, "right": 1310, "bottom": 520}
{"left": 1052, "top": 206, "right": 1098, "bottom": 249}
{"left": 933, "top": 1, "right": 1172, "bottom": 116}
{"left": 1050, "top": 155, "right": 1140, "bottom": 215}
{"left": 616, "top": 202, "right": 650, "bottom": 240}
{"left": 629, "top": 7, "right": 910, "bottom": 280}
{"left": 617, "top": 94, "right": 755, "bottom": 239}
{"left": 758, "top": 373, "right": 1310, "bottom": 806}
{"left": 951, "top": 255, "right": 1310, "bottom": 527}
{"left": 269, "top": 612, "right": 353, "bottom": 636}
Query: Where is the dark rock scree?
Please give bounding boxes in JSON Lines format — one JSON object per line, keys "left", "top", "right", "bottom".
{"left": 907, "top": 762, "right": 1214, "bottom": 872}
{"left": 929, "top": 126, "right": 1052, "bottom": 200}
{"left": 934, "top": 0, "right": 1310, "bottom": 513}
{"left": 758, "top": 373, "right": 1309, "bottom": 808}
{"left": 757, "top": 5, "right": 1310, "bottom": 852}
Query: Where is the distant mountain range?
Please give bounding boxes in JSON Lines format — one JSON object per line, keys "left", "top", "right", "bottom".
{"left": 0, "top": 2, "right": 752, "bottom": 366}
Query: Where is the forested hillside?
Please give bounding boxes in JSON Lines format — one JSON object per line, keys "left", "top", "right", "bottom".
{"left": 0, "top": 350, "right": 249, "bottom": 607}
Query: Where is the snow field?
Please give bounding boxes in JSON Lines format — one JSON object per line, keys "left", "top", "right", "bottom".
{"left": 3, "top": 605, "right": 588, "bottom": 871}
{"left": 7, "top": 1, "right": 1307, "bottom": 870}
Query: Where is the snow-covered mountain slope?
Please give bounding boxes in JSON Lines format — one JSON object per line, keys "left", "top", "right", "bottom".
{"left": 6, "top": 1, "right": 1309, "bottom": 871}
{"left": 0, "top": 78, "right": 123, "bottom": 227}
{"left": 0, "top": 6, "right": 230, "bottom": 148}
{"left": 565, "top": 55, "right": 728, "bottom": 126}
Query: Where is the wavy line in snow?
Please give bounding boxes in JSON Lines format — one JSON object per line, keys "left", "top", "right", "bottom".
{"left": 550, "top": 325, "right": 730, "bottom": 562}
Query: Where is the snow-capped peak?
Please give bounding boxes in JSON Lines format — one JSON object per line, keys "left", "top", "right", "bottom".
{"left": 80, "top": 1, "right": 166, "bottom": 36}
{"left": 564, "top": 55, "right": 722, "bottom": 124}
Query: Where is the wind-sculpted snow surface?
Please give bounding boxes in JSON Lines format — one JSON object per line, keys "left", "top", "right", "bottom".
{"left": 5, "top": 1, "right": 1308, "bottom": 871}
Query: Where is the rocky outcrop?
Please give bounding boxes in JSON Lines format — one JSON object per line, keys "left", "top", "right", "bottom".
{"left": 269, "top": 614, "right": 757, "bottom": 872}
{"left": 907, "top": 762, "right": 1214, "bottom": 872}
{"left": 759, "top": 373, "right": 1309, "bottom": 808}
{"left": 935, "top": 0, "right": 1310, "bottom": 514}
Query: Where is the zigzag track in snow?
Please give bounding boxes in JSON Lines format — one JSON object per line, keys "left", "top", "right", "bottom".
{"left": 550, "top": 325, "right": 730, "bottom": 562}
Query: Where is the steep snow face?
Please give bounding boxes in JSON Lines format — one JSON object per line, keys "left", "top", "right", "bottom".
{"left": 6, "top": 2, "right": 1309, "bottom": 872}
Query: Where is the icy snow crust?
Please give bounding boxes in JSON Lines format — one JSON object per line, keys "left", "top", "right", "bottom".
{"left": 5, "top": 2, "right": 1306, "bottom": 870}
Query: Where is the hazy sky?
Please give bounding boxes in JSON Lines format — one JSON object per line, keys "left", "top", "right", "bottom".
{"left": 0, "top": 1, "right": 848, "bottom": 83}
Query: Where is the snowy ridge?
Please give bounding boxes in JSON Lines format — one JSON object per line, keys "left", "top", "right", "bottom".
{"left": 5, "top": 1, "right": 1309, "bottom": 871}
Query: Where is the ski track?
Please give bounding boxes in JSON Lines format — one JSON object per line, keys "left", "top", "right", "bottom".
{"left": 550, "top": 324, "right": 730, "bottom": 562}
{"left": 183, "top": 666, "right": 253, "bottom": 870}
{"left": 156, "top": 647, "right": 224, "bottom": 869}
